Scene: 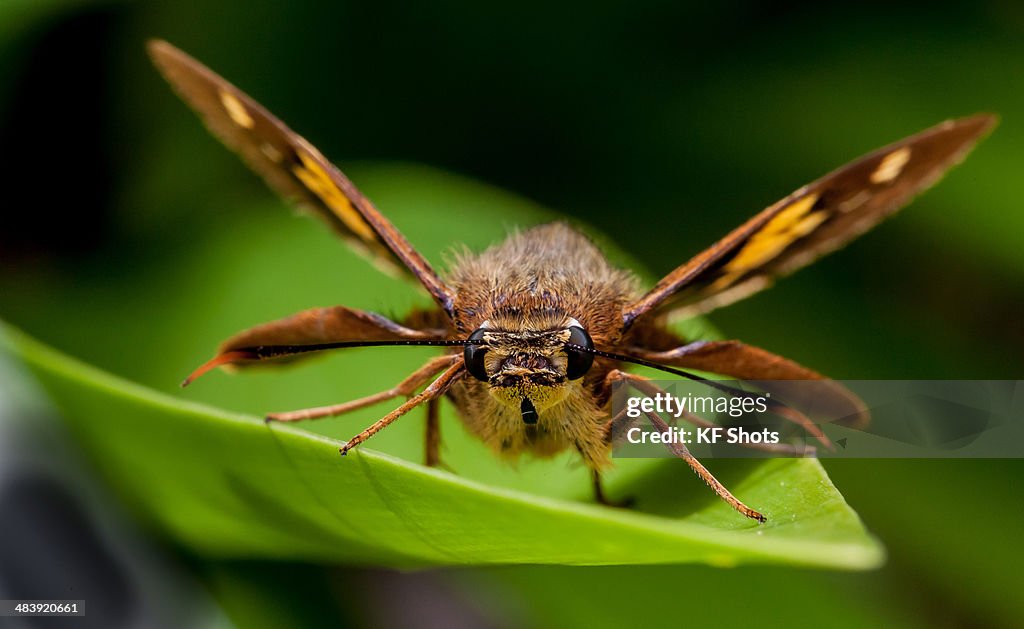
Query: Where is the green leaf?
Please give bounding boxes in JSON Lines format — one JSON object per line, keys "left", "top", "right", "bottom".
{"left": 0, "top": 321, "right": 882, "bottom": 569}
{"left": 0, "top": 164, "right": 882, "bottom": 569}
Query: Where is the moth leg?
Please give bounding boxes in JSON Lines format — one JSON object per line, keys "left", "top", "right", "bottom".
{"left": 603, "top": 369, "right": 767, "bottom": 523}
{"left": 340, "top": 361, "right": 465, "bottom": 456}
{"left": 424, "top": 397, "right": 445, "bottom": 468}
{"left": 267, "top": 354, "right": 458, "bottom": 422}
{"left": 591, "top": 405, "right": 646, "bottom": 507}
{"left": 590, "top": 468, "right": 635, "bottom": 508}
{"left": 604, "top": 370, "right": 814, "bottom": 456}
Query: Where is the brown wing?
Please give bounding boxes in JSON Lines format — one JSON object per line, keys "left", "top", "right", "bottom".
{"left": 147, "top": 40, "right": 456, "bottom": 317}
{"left": 182, "top": 306, "right": 447, "bottom": 385}
{"left": 630, "top": 340, "right": 869, "bottom": 429}
{"left": 623, "top": 114, "right": 997, "bottom": 326}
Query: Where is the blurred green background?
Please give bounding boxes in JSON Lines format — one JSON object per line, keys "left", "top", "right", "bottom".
{"left": 1, "top": 1, "right": 1022, "bottom": 627}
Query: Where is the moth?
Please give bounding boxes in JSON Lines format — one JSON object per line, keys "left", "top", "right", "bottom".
{"left": 149, "top": 39, "right": 995, "bottom": 522}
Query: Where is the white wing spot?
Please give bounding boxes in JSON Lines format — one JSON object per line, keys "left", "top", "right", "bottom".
{"left": 870, "top": 147, "right": 912, "bottom": 184}
{"left": 219, "top": 90, "right": 254, "bottom": 129}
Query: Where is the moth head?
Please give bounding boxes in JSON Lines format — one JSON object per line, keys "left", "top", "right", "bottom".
{"left": 463, "top": 317, "right": 595, "bottom": 423}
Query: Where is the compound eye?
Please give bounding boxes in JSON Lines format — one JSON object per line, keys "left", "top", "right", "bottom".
{"left": 564, "top": 326, "right": 594, "bottom": 380}
{"left": 464, "top": 328, "right": 490, "bottom": 381}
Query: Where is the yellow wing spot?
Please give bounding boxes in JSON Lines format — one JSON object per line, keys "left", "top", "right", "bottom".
{"left": 712, "top": 193, "right": 825, "bottom": 290}
{"left": 870, "top": 147, "right": 912, "bottom": 184}
{"left": 218, "top": 90, "right": 254, "bottom": 129}
{"left": 291, "top": 150, "right": 378, "bottom": 242}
